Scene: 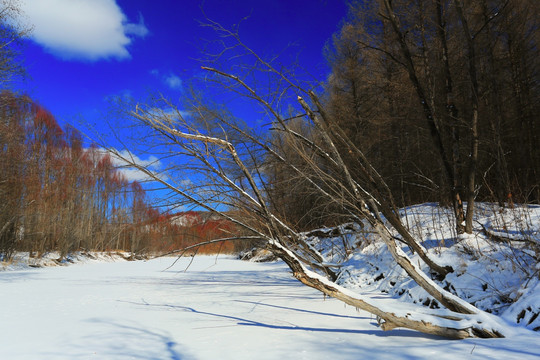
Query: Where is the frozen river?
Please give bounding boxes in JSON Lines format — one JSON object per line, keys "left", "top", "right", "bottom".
{"left": 1, "top": 256, "right": 538, "bottom": 359}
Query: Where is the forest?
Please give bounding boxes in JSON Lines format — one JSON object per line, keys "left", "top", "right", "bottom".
{"left": 279, "top": 0, "right": 539, "bottom": 232}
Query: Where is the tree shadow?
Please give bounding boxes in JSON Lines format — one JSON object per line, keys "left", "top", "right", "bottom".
{"left": 150, "top": 268, "right": 324, "bottom": 301}
{"left": 160, "top": 268, "right": 300, "bottom": 287}
{"left": 234, "top": 299, "right": 371, "bottom": 320}
{"left": 121, "top": 299, "right": 447, "bottom": 340}
{"left": 0, "top": 271, "right": 39, "bottom": 282}
{"left": 63, "top": 319, "right": 187, "bottom": 360}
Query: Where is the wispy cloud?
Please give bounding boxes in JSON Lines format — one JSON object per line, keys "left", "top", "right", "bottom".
{"left": 20, "top": 0, "right": 149, "bottom": 61}
{"left": 105, "top": 89, "right": 134, "bottom": 103}
{"left": 151, "top": 69, "right": 183, "bottom": 91}
{"left": 149, "top": 106, "right": 191, "bottom": 120}
{"left": 164, "top": 73, "right": 183, "bottom": 90}
{"left": 124, "top": 13, "right": 149, "bottom": 37}
{"left": 103, "top": 148, "right": 165, "bottom": 183}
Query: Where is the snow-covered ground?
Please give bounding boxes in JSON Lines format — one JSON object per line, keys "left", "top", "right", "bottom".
{"left": 1, "top": 255, "right": 539, "bottom": 359}
{"left": 309, "top": 203, "right": 540, "bottom": 332}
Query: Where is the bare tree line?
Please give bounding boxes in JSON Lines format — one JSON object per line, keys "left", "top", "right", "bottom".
{"left": 0, "top": 92, "right": 161, "bottom": 258}
{"left": 0, "top": 1, "right": 247, "bottom": 259}
{"left": 0, "top": 91, "right": 248, "bottom": 259}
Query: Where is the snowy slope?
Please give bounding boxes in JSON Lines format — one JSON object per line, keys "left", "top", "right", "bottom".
{"left": 307, "top": 203, "right": 540, "bottom": 332}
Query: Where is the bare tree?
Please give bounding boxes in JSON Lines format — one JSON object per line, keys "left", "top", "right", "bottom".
{"left": 0, "top": 0, "right": 29, "bottom": 86}
{"left": 0, "top": 0, "right": 29, "bottom": 258}
{"left": 106, "top": 20, "right": 510, "bottom": 338}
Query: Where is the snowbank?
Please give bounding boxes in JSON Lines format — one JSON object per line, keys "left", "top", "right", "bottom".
{"left": 305, "top": 203, "right": 540, "bottom": 332}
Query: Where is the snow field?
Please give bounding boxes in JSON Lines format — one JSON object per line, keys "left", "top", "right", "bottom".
{"left": 1, "top": 255, "right": 539, "bottom": 359}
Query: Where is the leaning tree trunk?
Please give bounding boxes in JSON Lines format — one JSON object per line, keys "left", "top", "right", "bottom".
{"left": 268, "top": 239, "right": 503, "bottom": 339}
{"left": 111, "top": 23, "right": 511, "bottom": 337}
{"left": 121, "top": 100, "right": 505, "bottom": 339}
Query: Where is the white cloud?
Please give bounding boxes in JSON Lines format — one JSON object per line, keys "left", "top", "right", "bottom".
{"left": 164, "top": 73, "right": 182, "bottom": 90}
{"left": 151, "top": 69, "right": 183, "bottom": 91}
{"left": 124, "top": 13, "right": 148, "bottom": 37}
{"left": 20, "top": 0, "right": 148, "bottom": 61}
{"left": 101, "top": 148, "right": 164, "bottom": 183}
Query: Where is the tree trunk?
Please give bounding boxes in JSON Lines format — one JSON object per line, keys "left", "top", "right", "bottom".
{"left": 382, "top": 0, "right": 466, "bottom": 234}
{"left": 454, "top": 0, "right": 479, "bottom": 234}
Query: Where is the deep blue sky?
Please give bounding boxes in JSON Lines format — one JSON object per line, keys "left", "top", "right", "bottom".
{"left": 14, "top": 0, "right": 348, "bottom": 194}
{"left": 20, "top": 0, "right": 348, "bottom": 131}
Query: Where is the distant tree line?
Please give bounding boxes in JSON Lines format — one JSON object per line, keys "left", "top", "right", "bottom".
{"left": 0, "top": 92, "right": 242, "bottom": 259}
{"left": 0, "top": 92, "right": 147, "bottom": 258}
{"left": 0, "top": 0, "right": 245, "bottom": 259}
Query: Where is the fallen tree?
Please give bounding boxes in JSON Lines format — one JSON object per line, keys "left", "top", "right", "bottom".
{"left": 106, "top": 20, "right": 512, "bottom": 339}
